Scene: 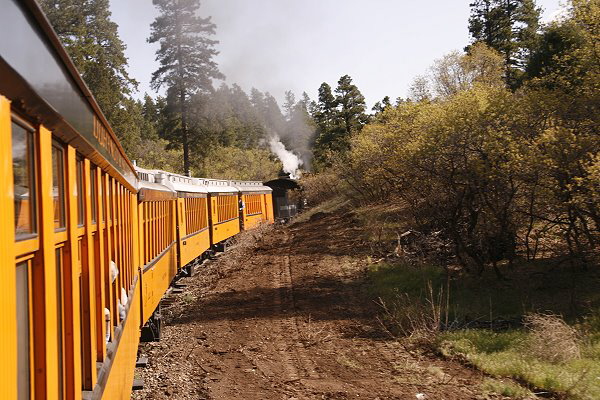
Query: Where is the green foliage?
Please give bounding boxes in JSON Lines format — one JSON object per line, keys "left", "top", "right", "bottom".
{"left": 312, "top": 75, "right": 367, "bottom": 169}
{"left": 526, "top": 20, "right": 587, "bottom": 84}
{"left": 40, "top": 0, "right": 143, "bottom": 156}
{"left": 149, "top": 0, "right": 224, "bottom": 175}
{"left": 149, "top": 0, "right": 223, "bottom": 94}
{"left": 372, "top": 96, "right": 392, "bottom": 115}
{"left": 440, "top": 327, "right": 600, "bottom": 400}
{"left": 481, "top": 377, "right": 534, "bottom": 399}
{"left": 348, "top": 84, "right": 524, "bottom": 274}
{"left": 467, "top": 0, "right": 541, "bottom": 87}
{"left": 431, "top": 42, "right": 505, "bottom": 97}
{"left": 196, "top": 146, "right": 281, "bottom": 181}
{"left": 335, "top": 75, "right": 368, "bottom": 137}
{"left": 330, "top": 7, "right": 600, "bottom": 272}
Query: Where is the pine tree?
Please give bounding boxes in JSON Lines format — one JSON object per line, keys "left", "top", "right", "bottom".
{"left": 468, "top": 0, "right": 541, "bottom": 87}
{"left": 39, "top": 0, "right": 137, "bottom": 119}
{"left": 149, "top": 0, "right": 224, "bottom": 175}
{"left": 335, "top": 75, "right": 367, "bottom": 140}
{"left": 299, "top": 92, "right": 312, "bottom": 111}
{"left": 229, "top": 84, "right": 265, "bottom": 148}
{"left": 283, "top": 90, "right": 296, "bottom": 121}
{"left": 287, "top": 99, "right": 316, "bottom": 169}
{"left": 372, "top": 96, "right": 392, "bottom": 114}
{"left": 40, "top": 0, "right": 141, "bottom": 153}
{"left": 313, "top": 83, "right": 338, "bottom": 136}
{"left": 263, "top": 93, "right": 286, "bottom": 136}
{"left": 312, "top": 76, "right": 367, "bottom": 167}
{"left": 250, "top": 88, "right": 267, "bottom": 118}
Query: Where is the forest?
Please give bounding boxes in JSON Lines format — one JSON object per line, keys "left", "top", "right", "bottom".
{"left": 40, "top": 0, "right": 599, "bottom": 397}
{"left": 310, "top": 0, "right": 600, "bottom": 274}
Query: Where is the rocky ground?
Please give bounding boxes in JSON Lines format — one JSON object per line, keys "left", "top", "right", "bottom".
{"left": 132, "top": 211, "right": 504, "bottom": 400}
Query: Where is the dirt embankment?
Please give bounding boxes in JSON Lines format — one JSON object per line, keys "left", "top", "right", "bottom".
{"left": 132, "top": 211, "right": 502, "bottom": 400}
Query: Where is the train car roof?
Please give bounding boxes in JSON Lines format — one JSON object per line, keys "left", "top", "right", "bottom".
{"left": 204, "top": 179, "right": 239, "bottom": 194}
{"left": 0, "top": 0, "right": 137, "bottom": 189}
{"left": 231, "top": 180, "right": 273, "bottom": 194}
{"left": 134, "top": 166, "right": 176, "bottom": 197}
{"left": 163, "top": 171, "right": 208, "bottom": 194}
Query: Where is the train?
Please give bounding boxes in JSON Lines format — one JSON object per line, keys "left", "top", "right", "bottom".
{"left": 0, "top": 1, "right": 274, "bottom": 399}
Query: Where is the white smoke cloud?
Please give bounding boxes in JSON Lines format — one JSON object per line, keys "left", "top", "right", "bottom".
{"left": 269, "top": 136, "right": 303, "bottom": 179}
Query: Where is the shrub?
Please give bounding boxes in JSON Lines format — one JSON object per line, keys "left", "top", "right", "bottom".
{"left": 524, "top": 313, "right": 581, "bottom": 363}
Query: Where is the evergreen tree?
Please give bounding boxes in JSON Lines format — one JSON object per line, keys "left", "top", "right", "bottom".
{"left": 299, "top": 92, "right": 312, "bottom": 112}
{"left": 312, "top": 76, "right": 367, "bottom": 167}
{"left": 335, "top": 75, "right": 367, "bottom": 140}
{"left": 263, "top": 93, "right": 287, "bottom": 136}
{"left": 468, "top": 0, "right": 541, "bottom": 87}
{"left": 372, "top": 96, "right": 392, "bottom": 114}
{"left": 250, "top": 88, "right": 267, "bottom": 118}
{"left": 526, "top": 21, "right": 586, "bottom": 84}
{"left": 283, "top": 90, "right": 296, "bottom": 121}
{"left": 313, "top": 83, "right": 338, "bottom": 136}
{"left": 287, "top": 99, "right": 317, "bottom": 169}
{"left": 40, "top": 0, "right": 139, "bottom": 150}
{"left": 141, "top": 94, "right": 161, "bottom": 140}
{"left": 229, "top": 84, "right": 265, "bottom": 148}
{"left": 149, "top": 0, "right": 224, "bottom": 175}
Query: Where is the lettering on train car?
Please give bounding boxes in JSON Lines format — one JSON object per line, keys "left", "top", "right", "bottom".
{"left": 92, "top": 116, "right": 130, "bottom": 174}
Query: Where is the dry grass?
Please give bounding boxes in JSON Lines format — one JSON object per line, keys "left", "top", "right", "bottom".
{"left": 298, "top": 315, "right": 336, "bottom": 347}
{"left": 229, "top": 223, "right": 274, "bottom": 252}
{"left": 300, "top": 172, "right": 342, "bottom": 206}
{"left": 524, "top": 313, "right": 582, "bottom": 364}
{"left": 376, "top": 281, "right": 446, "bottom": 346}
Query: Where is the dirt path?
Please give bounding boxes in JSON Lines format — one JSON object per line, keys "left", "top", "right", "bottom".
{"left": 133, "top": 212, "right": 497, "bottom": 400}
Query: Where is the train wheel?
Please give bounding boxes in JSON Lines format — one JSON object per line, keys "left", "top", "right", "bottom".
{"left": 140, "top": 306, "right": 162, "bottom": 342}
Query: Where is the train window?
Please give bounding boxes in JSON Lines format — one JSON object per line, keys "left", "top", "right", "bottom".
{"left": 76, "top": 156, "right": 85, "bottom": 226}
{"left": 101, "top": 173, "right": 106, "bottom": 223}
{"left": 52, "top": 142, "right": 66, "bottom": 230}
{"left": 16, "top": 261, "right": 31, "bottom": 399}
{"left": 91, "top": 167, "right": 97, "bottom": 224}
{"left": 12, "top": 120, "right": 36, "bottom": 239}
{"left": 55, "top": 248, "right": 64, "bottom": 399}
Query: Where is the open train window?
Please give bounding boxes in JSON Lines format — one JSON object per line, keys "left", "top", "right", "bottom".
{"left": 12, "top": 118, "right": 36, "bottom": 239}
{"left": 16, "top": 260, "right": 31, "bottom": 399}
{"left": 55, "top": 248, "right": 65, "bottom": 399}
{"left": 101, "top": 172, "right": 106, "bottom": 223}
{"left": 52, "top": 141, "right": 66, "bottom": 230}
{"left": 76, "top": 155, "right": 85, "bottom": 226}
{"left": 91, "top": 166, "right": 97, "bottom": 224}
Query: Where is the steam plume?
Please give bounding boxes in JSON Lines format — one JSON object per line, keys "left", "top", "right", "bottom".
{"left": 269, "top": 136, "right": 303, "bottom": 179}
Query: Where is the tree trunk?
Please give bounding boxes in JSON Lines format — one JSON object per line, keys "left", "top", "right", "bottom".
{"left": 180, "top": 89, "right": 190, "bottom": 176}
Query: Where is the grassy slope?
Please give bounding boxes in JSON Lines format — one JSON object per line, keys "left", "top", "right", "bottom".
{"left": 294, "top": 194, "right": 600, "bottom": 399}
{"left": 355, "top": 204, "right": 600, "bottom": 399}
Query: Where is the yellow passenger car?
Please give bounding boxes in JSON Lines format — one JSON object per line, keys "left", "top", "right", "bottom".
{"left": 1, "top": 2, "right": 277, "bottom": 399}
{"left": 231, "top": 181, "right": 274, "bottom": 230}
{"left": 135, "top": 167, "right": 178, "bottom": 339}
{"left": 206, "top": 179, "right": 241, "bottom": 245}
{"left": 1, "top": 1, "right": 141, "bottom": 398}
{"left": 165, "top": 172, "right": 211, "bottom": 275}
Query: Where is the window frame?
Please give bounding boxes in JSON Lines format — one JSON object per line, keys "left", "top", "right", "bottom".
{"left": 12, "top": 113, "right": 40, "bottom": 258}
{"left": 12, "top": 114, "right": 37, "bottom": 241}
{"left": 76, "top": 155, "right": 85, "bottom": 228}
{"left": 15, "top": 257, "right": 35, "bottom": 399}
{"left": 51, "top": 140, "right": 67, "bottom": 234}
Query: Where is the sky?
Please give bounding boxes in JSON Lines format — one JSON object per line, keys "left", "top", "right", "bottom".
{"left": 109, "top": 0, "right": 564, "bottom": 109}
